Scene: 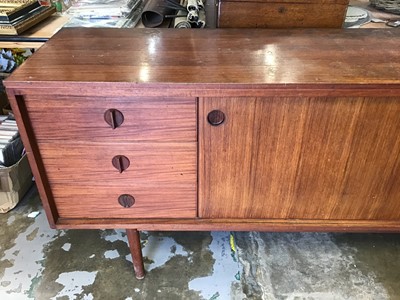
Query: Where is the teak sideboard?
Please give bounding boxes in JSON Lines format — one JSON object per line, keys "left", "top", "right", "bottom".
{"left": 4, "top": 28, "right": 400, "bottom": 279}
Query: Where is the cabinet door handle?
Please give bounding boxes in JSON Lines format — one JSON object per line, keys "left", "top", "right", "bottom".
{"left": 104, "top": 109, "right": 124, "bottom": 129}
{"left": 118, "top": 194, "right": 135, "bottom": 208}
{"left": 112, "top": 155, "right": 130, "bottom": 173}
{"left": 207, "top": 110, "right": 225, "bottom": 126}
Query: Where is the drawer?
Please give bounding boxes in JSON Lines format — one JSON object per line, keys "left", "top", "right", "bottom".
{"left": 52, "top": 186, "right": 196, "bottom": 219}
{"left": 38, "top": 142, "right": 197, "bottom": 219}
{"left": 23, "top": 95, "right": 196, "bottom": 142}
{"left": 38, "top": 142, "right": 196, "bottom": 186}
{"left": 218, "top": 0, "right": 349, "bottom": 28}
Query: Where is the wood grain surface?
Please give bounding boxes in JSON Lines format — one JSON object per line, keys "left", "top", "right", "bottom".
{"left": 52, "top": 185, "right": 196, "bottom": 219}
{"left": 218, "top": 1, "right": 348, "bottom": 28}
{"left": 199, "top": 96, "right": 400, "bottom": 220}
{"left": 5, "top": 29, "right": 400, "bottom": 231}
{"left": 7, "top": 93, "right": 59, "bottom": 228}
{"left": 4, "top": 28, "right": 400, "bottom": 88}
{"left": 23, "top": 95, "right": 196, "bottom": 142}
{"left": 55, "top": 218, "right": 400, "bottom": 232}
{"left": 38, "top": 142, "right": 196, "bottom": 185}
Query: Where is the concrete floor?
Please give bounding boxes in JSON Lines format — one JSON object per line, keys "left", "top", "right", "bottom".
{"left": 1, "top": 186, "right": 400, "bottom": 300}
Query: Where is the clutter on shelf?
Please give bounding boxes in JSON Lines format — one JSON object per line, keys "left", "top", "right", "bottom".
{"left": 60, "top": 0, "right": 207, "bottom": 28}
{"left": 0, "top": 115, "right": 23, "bottom": 168}
{"left": 345, "top": 0, "right": 400, "bottom": 27}
{"left": 0, "top": 49, "right": 17, "bottom": 72}
{"left": 369, "top": 0, "right": 400, "bottom": 14}
{"left": 0, "top": 0, "right": 56, "bottom": 35}
{"left": 142, "top": 0, "right": 206, "bottom": 28}
{"left": 0, "top": 48, "right": 30, "bottom": 74}
{"left": 63, "top": 0, "right": 144, "bottom": 28}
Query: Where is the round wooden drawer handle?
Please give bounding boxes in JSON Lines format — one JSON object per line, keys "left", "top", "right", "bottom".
{"left": 104, "top": 109, "right": 124, "bottom": 129}
{"left": 118, "top": 194, "right": 135, "bottom": 208}
{"left": 112, "top": 155, "right": 130, "bottom": 173}
{"left": 207, "top": 110, "right": 225, "bottom": 126}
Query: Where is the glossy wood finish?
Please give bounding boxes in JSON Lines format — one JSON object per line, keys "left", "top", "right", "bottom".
{"left": 37, "top": 142, "right": 196, "bottom": 219}
{"left": 5, "top": 29, "right": 400, "bottom": 89}
{"left": 38, "top": 142, "right": 196, "bottom": 185}
{"left": 218, "top": 0, "right": 349, "bottom": 28}
{"left": 5, "top": 29, "right": 400, "bottom": 280}
{"left": 126, "top": 229, "right": 145, "bottom": 279}
{"left": 199, "top": 96, "right": 400, "bottom": 220}
{"left": 4, "top": 29, "right": 400, "bottom": 233}
{"left": 23, "top": 95, "right": 196, "bottom": 142}
{"left": 51, "top": 185, "right": 196, "bottom": 218}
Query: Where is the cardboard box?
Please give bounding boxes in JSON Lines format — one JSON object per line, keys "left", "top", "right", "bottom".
{"left": 0, "top": 154, "right": 33, "bottom": 213}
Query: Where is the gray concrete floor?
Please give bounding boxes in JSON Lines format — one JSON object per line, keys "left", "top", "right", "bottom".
{"left": 1, "top": 185, "right": 400, "bottom": 300}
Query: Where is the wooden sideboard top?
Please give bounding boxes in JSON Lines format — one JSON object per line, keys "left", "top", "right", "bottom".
{"left": 5, "top": 28, "right": 400, "bottom": 86}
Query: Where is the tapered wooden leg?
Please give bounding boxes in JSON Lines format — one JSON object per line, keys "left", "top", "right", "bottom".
{"left": 126, "top": 229, "right": 145, "bottom": 279}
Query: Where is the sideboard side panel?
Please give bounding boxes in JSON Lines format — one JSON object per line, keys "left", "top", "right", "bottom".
{"left": 6, "top": 92, "right": 59, "bottom": 227}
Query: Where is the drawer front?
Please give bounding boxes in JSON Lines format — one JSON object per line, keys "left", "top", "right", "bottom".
{"left": 24, "top": 95, "right": 196, "bottom": 142}
{"left": 38, "top": 142, "right": 197, "bottom": 219}
{"left": 52, "top": 186, "right": 196, "bottom": 219}
{"left": 39, "top": 142, "right": 196, "bottom": 185}
{"left": 218, "top": 1, "right": 348, "bottom": 28}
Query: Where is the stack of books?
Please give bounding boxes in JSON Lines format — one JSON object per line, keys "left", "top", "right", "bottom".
{"left": 0, "top": 116, "right": 23, "bottom": 167}
{"left": 0, "top": 0, "right": 56, "bottom": 35}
